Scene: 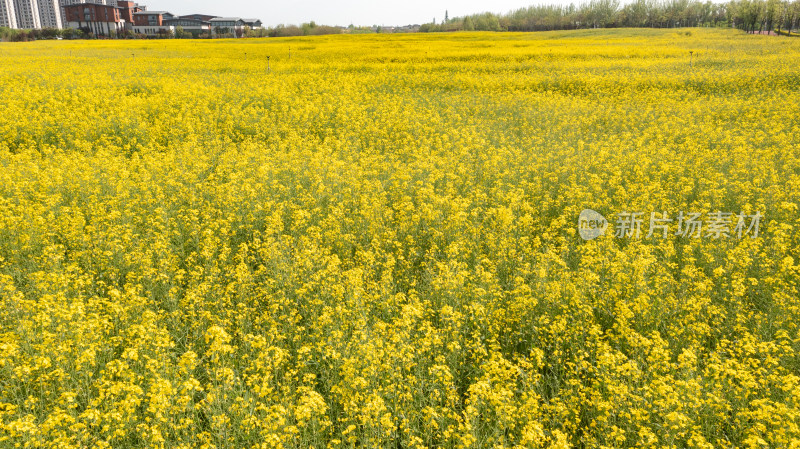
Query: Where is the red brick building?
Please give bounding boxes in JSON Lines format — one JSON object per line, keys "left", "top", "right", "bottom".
{"left": 61, "top": 2, "right": 259, "bottom": 38}
{"left": 63, "top": 3, "right": 124, "bottom": 36}
{"left": 132, "top": 10, "right": 175, "bottom": 36}
{"left": 133, "top": 10, "right": 169, "bottom": 27}
{"left": 116, "top": 1, "right": 144, "bottom": 25}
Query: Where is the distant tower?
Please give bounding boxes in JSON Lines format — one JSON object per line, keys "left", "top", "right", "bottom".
{"left": 444, "top": 10, "right": 448, "bottom": 23}
{"left": 0, "top": 0, "right": 18, "bottom": 28}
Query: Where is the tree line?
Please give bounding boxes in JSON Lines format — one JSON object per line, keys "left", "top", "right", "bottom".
{"left": 421, "top": 0, "right": 800, "bottom": 33}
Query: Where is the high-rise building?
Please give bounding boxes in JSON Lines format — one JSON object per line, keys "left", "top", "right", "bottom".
{"left": 0, "top": 0, "right": 18, "bottom": 28}
{"left": 37, "top": 0, "right": 60, "bottom": 28}
{"left": 14, "top": 0, "right": 41, "bottom": 29}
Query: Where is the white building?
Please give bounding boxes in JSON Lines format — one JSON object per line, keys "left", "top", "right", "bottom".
{"left": 209, "top": 17, "right": 245, "bottom": 37}
{"left": 164, "top": 17, "right": 209, "bottom": 36}
{"left": 2, "top": 0, "right": 61, "bottom": 29}
{"left": 14, "top": 0, "right": 41, "bottom": 29}
{"left": 0, "top": 0, "right": 18, "bottom": 28}
{"left": 37, "top": 0, "right": 60, "bottom": 28}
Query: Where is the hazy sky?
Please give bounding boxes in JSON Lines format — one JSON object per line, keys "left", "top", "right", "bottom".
{"left": 149, "top": 1, "right": 549, "bottom": 27}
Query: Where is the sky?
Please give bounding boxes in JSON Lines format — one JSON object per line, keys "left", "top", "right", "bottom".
{"left": 148, "top": 0, "right": 550, "bottom": 27}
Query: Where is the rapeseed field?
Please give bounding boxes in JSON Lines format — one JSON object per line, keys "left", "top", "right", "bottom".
{"left": 0, "top": 28, "right": 799, "bottom": 448}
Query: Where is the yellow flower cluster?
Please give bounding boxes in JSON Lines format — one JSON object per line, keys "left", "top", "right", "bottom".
{"left": 1, "top": 28, "right": 799, "bottom": 448}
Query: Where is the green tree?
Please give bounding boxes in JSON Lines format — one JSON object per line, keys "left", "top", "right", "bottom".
{"left": 764, "top": 0, "right": 779, "bottom": 29}
{"left": 464, "top": 16, "right": 475, "bottom": 30}
{"left": 788, "top": 0, "right": 800, "bottom": 33}
{"left": 474, "top": 12, "right": 502, "bottom": 30}
{"left": 301, "top": 21, "right": 317, "bottom": 35}
{"left": 622, "top": 0, "right": 649, "bottom": 26}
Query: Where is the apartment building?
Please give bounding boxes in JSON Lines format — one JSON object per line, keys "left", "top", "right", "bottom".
{"left": 38, "top": 0, "right": 61, "bottom": 28}
{"left": 0, "top": 0, "right": 18, "bottom": 28}
{"left": 2, "top": 0, "right": 61, "bottom": 29}
{"left": 14, "top": 0, "right": 41, "bottom": 29}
